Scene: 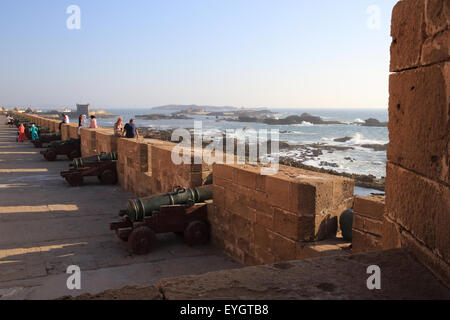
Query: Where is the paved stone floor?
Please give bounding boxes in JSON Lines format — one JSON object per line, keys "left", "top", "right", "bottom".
{"left": 0, "top": 116, "right": 240, "bottom": 299}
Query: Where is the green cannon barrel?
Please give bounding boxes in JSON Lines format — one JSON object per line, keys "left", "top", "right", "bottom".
{"left": 40, "top": 132, "right": 61, "bottom": 138}
{"left": 49, "top": 138, "right": 80, "bottom": 149}
{"left": 122, "top": 185, "right": 213, "bottom": 222}
{"left": 71, "top": 152, "right": 118, "bottom": 169}
{"left": 339, "top": 209, "right": 353, "bottom": 241}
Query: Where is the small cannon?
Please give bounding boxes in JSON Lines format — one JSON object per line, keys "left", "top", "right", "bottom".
{"left": 110, "top": 185, "right": 213, "bottom": 255}
{"left": 32, "top": 133, "right": 61, "bottom": 148}
{"left": 61, "top": 153, "right": 118, "bottom": 187}
{"left": 71, "top": 153, "right": 118, "bottom": 169}
{"left": 40, "top": 139, "right": 81, "bottom": 161}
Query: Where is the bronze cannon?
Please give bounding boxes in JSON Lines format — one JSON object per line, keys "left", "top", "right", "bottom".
{"left": 110, "top": 186, "right": 213, "bottom": 255}
{"left": 61, "top": 153, "right": 118, "bottom": 187}
{"left": 40, "top": 139, "right": 81, "bottom": 161}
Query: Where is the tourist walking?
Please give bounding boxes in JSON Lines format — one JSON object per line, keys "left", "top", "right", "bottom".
{"left": 30, "top": 123, "right": 39, "bottom": 141}
{"left": 124, "top": 119, "right": 139, "bottom": 139}
{"left": 114, "top": 117, "right": 124, "bottom": 137}
{"left": 17, "top": 124, "right": 26, "bottom": 142}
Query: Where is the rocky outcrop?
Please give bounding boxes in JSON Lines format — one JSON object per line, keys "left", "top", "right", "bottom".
{"left": 136, "top": 114, "right": 192, "bottom": 120}
{"left": 235, "top": 113, "right": 343, "bottom": 125}
{"left": 360, "top": 118, "right": 388, "bottom": 127}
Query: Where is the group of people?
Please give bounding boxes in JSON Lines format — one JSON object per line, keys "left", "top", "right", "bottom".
{"left": 76, "top": 114, "right": 139, "bottom": 139}
{"left": 17, "top": 123, "right": 39, "bottom": 143}
{"left": 77, "top": 114, "right": 99, "bottom": 135}
{"left": 114, "top": 118, "right": 139, "bottom": 138}
{"left": 12, "top": 113, "right": 139, "bottom": 142}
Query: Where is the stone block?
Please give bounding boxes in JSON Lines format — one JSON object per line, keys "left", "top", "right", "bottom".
{"left": 421, "top": 29, "right": 450, "bottom": 65}
{"left": 390, "top": 0, "right": 426, "bottom": 72}
{"left": 388, "top": 62, "right": 449, "bottom": 184}
{"left": 353, "top": 196, "right": 385, "bottom": 220}
{"left": 385, "top": 162, "right": 449, "bottom": 262}
{"left": 424, "top": 0, "right": 450, "bottom": 36}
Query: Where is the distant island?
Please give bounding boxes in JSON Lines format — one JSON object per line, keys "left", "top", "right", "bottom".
{"left": 135, "top": 114, "right": 193, "bottom": 120}
{"left": 231, "top": 113, "right": 343, "bottom": 125}
{"left": 141, "top": 105, "right": 274, "bottom": 119}
{"left": 150, "top": 104, "right": 239, "bottom": 112}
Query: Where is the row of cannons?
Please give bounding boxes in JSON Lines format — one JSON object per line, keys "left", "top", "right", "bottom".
{"left": 11, "top": 115, "right": 212, "bottom": 255}
{"left": 63, "top": 153, "right": 212, "bottom": 255}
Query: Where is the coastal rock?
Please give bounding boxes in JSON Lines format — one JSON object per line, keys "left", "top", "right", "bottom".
{"left": 334, "top": 136, "right": 352, "bottom": 143}
{"left": 361, "top": 143, "right": 389, "bottom": 151}
{"left": 136, "top": 114, "right": 193, "bottom": 120}
{"left": 361, "top": 118, "right": 388, "bottom": 127}
{"left": 235, "top": 113, "right": 343, "bottom": 125}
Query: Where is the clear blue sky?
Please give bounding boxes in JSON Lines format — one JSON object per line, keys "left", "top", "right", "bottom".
{"left": 0, "top": 0, "right": 398, "bottom": 109}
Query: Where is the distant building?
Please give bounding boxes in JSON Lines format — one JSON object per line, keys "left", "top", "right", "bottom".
{"left": 76, "top": 104, "right": 90, "bottom": 118}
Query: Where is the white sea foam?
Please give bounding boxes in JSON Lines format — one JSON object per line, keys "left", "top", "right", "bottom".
{"left": 350, "top": 133, "right": 388, "bottom": 145}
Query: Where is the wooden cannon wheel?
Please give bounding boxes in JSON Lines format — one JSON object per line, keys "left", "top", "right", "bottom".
{"left": 66, "top": 173, "right": 84, "bottom": 187}
{"left": 184, "top": 220, "right": 209, "bottom": 246}
{"left": 128, "top": 226, "right": 156, "bottom": 255}
{"left": 68, "top": 150, "right": 81, "bottom": 160}
{"left": 100, "top": 169, "right": 118, "bottom": 185}
{"left": 34, "top": 141, "right": 43, "bottom": 148}
{"left": 44, "top": 149, "right": 57, "bottom": 161}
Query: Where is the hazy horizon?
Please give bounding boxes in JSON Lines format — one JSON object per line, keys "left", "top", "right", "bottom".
{"left": 1, "top": 0, "right": 397, "bottom": 109}
{"left": 23, "top": 104, "right": 389, "bottom": 111}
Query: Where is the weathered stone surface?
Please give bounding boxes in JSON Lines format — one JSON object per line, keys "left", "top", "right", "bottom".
{"left": 382, "top": 215, "right": 402, "bottom": 250}
{"left": 353, "top": 196, "right": 385, "bottom": 220}
{"left": 388, "top": 62, "right": 449, "bottom": 184}
{"left": 211, "top": 163, "right": 354, "bottom": 265}
{"left": 80, "top": 128, "right": 97, "bottom": 157}
{"left": 424, "top": 0, "right": 450, "bottom": 36}
{"left": 390, "top": 0, "right": 426, "bottom": 72}
{"left": 400, "top": 229, "right": 450, "bottom": 287}
{"left": 96, "top": 129, "right": 118, "bottom": 154}
{"left": 385, "top": 162, "right": 450, "bottom": 263}
{"left": 421, "top": 29, "right": 450, "bottom": 65}
{"left": 352, "top": 229, "right": 382, "bottom": 254}
{"left": 60, "top": 286, "right": 162, "bottom": 300}
{"left": 158, "top": 249, "right": 450, "bottom": 300}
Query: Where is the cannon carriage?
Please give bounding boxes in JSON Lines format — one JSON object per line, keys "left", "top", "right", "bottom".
{"left": 110, "top": 186, "right": 212, "bottom": 255}
{"left": 40, "top": 138, "right": 81, "bottom": 161}
{"left": 60, "top": 153, "right": 118, "bottom": 187}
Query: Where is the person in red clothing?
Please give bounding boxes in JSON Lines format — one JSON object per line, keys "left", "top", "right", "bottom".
{"left": 18, "top": 124, "right": 26, "bottom": 142}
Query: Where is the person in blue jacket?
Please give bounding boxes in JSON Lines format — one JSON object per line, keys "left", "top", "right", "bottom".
{"left": 30, "top": 123, "right": 39, "bottom": 141}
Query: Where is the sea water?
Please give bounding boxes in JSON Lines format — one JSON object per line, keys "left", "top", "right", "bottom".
{"left": 90, "top": 107, "right": 389, "bottom": 179}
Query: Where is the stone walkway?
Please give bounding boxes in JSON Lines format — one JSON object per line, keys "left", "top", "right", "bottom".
{"left": 0, "top": 116, "right": 240, "bottom": 299}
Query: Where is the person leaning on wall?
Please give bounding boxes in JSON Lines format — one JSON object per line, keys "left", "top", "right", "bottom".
{"left": 124, "top": 119, "right": 139, "bottom": 139}
{"left": 78, "top": 114, "right": 89, "bottom": 136}
{"left": 89, "top": 115, "right": 99, "bottom": 129}
{"left": 114, "top": 117, "right": 124, "bottom": 137}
